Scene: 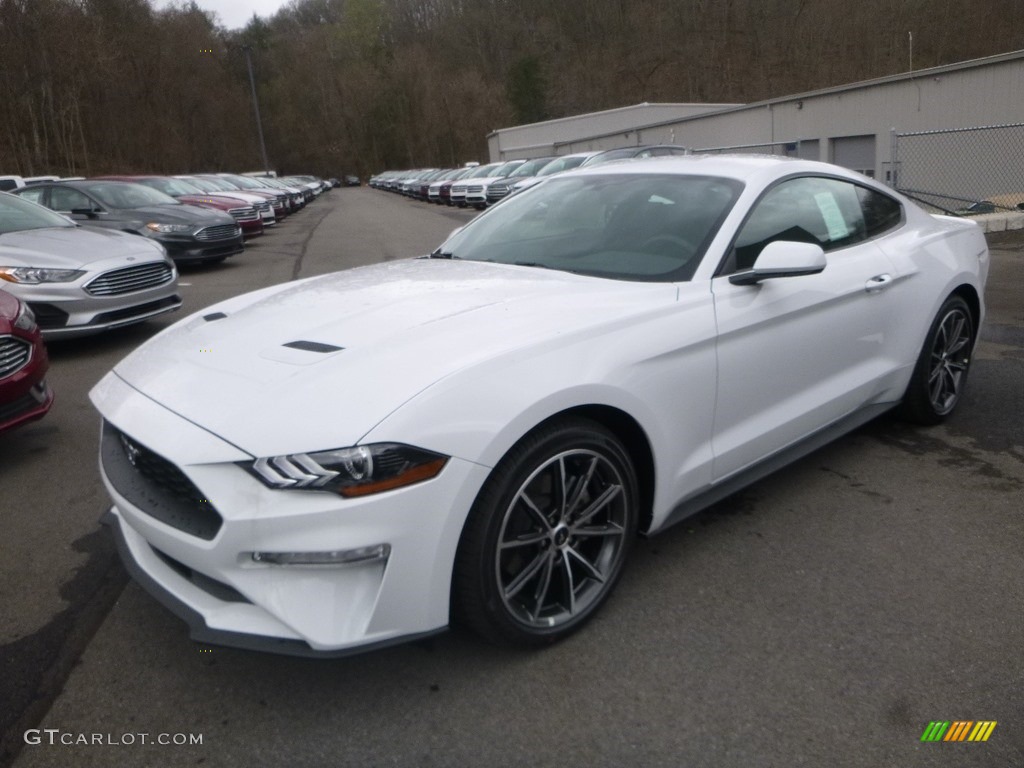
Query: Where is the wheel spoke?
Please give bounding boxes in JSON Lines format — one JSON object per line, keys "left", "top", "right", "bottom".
{"left": 518, "top": 490, "right": 553, "bottom": 532}
{"left": 565, "top": 545, "right": 606, "bottom": 584}
{"left": 503, "top": 550, "right": 548, "bottom": 599}
{"left": 572, "top": 484, "right": 622, "bottom": 527}
{"left": 563, "top": 457, "right": 598, "bottom": 520}
{"left": 530, "top": 552, "right": 556, "bottom": 621}
{"left": 499, "top": 531, "right": 550, "bottom": 550}
{"left": 560, "top": 549, "right": 577, "bottom": 614}
{"left": 572, "top": 522, "right": 625, "bottom": 539}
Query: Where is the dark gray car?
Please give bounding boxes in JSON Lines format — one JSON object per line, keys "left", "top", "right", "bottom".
{"left": 14, "top": 181, "right": 244, "bottom": 265}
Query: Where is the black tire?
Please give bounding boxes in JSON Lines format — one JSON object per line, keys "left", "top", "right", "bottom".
{"left": 453, "top": 417, "right": 638, "bottom": 647}
{"left": 898, "top": 295, "right": 975, "bottom": 425}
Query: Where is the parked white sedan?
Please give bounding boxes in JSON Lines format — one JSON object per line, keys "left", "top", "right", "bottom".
{"left": 90, "top": 156, "right": 988, "bottom": 656}
{"left": 0, "top": 192, "right": 181, "bottom": 338}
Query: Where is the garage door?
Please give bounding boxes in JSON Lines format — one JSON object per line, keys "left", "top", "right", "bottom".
{"left": 831, "top": 135, "right": 876, "bottom": 177}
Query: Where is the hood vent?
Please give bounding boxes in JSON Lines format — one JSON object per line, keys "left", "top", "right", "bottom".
{"left": 203, "top": 312, "right": 227, "bottom": 322}
{"left": 282, "top": 340, "right": 344, "bottom": 354}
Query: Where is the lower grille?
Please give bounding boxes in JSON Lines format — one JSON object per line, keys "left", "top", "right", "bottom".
{"left": 91, "top": 295, "right": 181, "bottom": 325}
{"left": 0, "top": 388, "right": 43, "bottom": 422}
{"left": 85, "top": 262, "right": 174, "bottom": 297}
{"left": 25, "top": 303, "right": 69, "bottom": 329}
{"left": 0, "top": 335, "right": 31, "bottom": 378}
{"left": 101, "top": 421, "right": 223, "bottom": 540}
{"left": 195, "top": 224, "right": 240, "bottom": 241}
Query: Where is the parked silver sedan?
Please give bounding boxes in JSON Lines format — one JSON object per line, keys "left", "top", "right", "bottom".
{"left": 0, "top": 192, "right": 182, "bottom": 339}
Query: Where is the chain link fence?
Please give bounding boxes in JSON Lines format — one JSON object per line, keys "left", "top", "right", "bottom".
{"left": 891, "top": 123, "right": 1024, "bottom": 215}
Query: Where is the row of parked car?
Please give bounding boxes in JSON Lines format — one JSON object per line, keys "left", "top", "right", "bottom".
{"left": 369, "top": 145, "right": 689, "bottom": 209}
{"left": 0, "top": 171, "right": 334, "bottom": 435}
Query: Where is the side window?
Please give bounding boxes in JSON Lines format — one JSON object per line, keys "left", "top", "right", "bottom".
{"left": 50, "top": 187, "right": 95, "bottom": 212}
{"left": 16, "top": 187, "right": 46, "bottom": 205}
{"left": 857, "top": 186, "right": 902, "bottom": 237}
{"left": 727, "top": 177, "right": 867, "bottom": 272}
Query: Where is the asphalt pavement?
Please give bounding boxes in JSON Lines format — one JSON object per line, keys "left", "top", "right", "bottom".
{"left": 1, "top": 191, "right": 1021, "bottom": 767}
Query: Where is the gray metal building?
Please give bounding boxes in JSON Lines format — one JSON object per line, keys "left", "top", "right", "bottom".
{"left": 487, "top": 50, "right": 1024, "bottom": 189}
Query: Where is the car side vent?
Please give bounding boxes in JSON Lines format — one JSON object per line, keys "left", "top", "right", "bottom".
{"left": 203, "top": 312, "right": 227, "bottom": 322}
{"left": 282, "top": 340, "right": 344, "bottom": 353}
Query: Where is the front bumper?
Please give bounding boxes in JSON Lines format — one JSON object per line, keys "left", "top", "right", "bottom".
{"left": 92, "top": 373, "right": 490, "bottom": 655}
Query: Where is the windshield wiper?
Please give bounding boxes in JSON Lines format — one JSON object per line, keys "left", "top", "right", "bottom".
{"left": 429, "top": 248, "right": 458, "bottom": 259}
{"left": 512, "top": 261, "right": 556, "bottom": 270}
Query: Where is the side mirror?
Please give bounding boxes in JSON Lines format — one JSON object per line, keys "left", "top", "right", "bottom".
{"left": 729, "top": 241, "right": 826, "bottom": 285}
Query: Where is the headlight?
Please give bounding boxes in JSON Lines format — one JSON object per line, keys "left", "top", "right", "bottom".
{"left": 0, "top": 266, "right": 85, "bottom": 284}
{"left": 13, "top": 301, "right": 37, "bottom": 331}
{"left": 243, "top": 443, "right": 448, "bottom": 497}
{"left": 145, "top": 222, "right": 194, "bottom": 234}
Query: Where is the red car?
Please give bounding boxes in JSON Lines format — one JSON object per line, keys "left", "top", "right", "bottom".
{"left": 0, "top": 288, "right": 52, "bottom": 434}
{"left": 97, "top": 176, "right": 265, "bottom": 238}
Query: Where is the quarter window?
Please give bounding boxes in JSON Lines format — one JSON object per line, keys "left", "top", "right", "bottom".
{"left": 857, "top": 186, "right": 903, "bottom": 237}
{"left": 50, "top": 187, "right": 95, "bottom": 212}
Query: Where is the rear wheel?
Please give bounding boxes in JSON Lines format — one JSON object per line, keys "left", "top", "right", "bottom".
{"left": 453, "top": 417, "right": 637, "bottom": 647}
{"left": 899, "top": 295, "right": 974, "bottom": 425}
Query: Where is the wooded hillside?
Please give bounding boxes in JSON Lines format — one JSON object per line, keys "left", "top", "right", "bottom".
{"left": 1, "top": 0, "right": 1020, "bottom": 177}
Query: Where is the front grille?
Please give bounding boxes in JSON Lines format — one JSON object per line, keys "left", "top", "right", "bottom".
{"left": 101, "top": 421, "right": 223, "bottom": 540}
{"left": 0, "top": 335, "right": 31, "bottom": 378}
{"left": 255, "top": 201, "right": 271, "bottom": 213}
{"left": 467, "top": 185, "right": 484, "bottom": 194}
{"left": 195, "top": 224, "right": 240, "bottom": 241}
{"left": 227, "top": 206, "right": 258, "bottom": 221}
{"left": 84, "top": 262, "right": 174, "bottom": 297}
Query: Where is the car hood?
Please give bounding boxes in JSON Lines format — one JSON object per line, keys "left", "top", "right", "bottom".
{"left": 0, "top": 226, "right": 165, "bottom": 268}
{"left": 127, "top": 204, "right": 234, "bottom": 225}
{"left": 108, "top": 258, "right": 675, "bottom": 456}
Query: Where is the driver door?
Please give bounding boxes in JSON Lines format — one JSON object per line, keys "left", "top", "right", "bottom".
{"left": 710, "top": 175, "right": 900, "bottom": 481}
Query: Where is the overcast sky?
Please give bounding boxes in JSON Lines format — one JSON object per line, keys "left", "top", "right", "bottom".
{"left": 153, "top": 0, "right": 291, "bottom": 30}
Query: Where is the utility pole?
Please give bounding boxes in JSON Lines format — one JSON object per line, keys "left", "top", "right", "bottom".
{"left": 243, "top": 45, "right": 271, "bottom": 174}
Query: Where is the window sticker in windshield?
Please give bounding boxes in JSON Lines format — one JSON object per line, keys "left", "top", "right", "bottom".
{"left": 814, "top": 191, "right": 849, "bottom": 240}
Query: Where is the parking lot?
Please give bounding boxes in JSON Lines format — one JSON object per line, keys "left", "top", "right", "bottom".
{"left": 2, "top": 189, "right": 1022, "bottom": 767}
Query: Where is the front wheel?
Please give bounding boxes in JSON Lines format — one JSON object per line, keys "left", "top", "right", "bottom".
{"left": 453, "top": 417, "right": 638, "bottom": 647}
{"left": 899, "top": 295, "right": 975, "bottom": 425}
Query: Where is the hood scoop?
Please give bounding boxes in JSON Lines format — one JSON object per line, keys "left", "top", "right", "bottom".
{"left": 282, "top": 340, "right": 344, "bottom": 353}
{"left": 257, "top": 339, "right": 346, "bottom": 366}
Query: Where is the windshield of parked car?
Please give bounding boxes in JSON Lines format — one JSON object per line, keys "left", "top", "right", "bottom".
{"left": 197, "top": 177, "right": 239, "bottom": 192}
{"left": 535, "top": 155, "right": 590, "bottom": 177}
{"left": 0, "top": 191, "right": 76, "bottom": 233}
{"left": 437, "top": 173, "right": 742, "bottom": 282}
{"left": 139, "top": 177, "right": 203, "bottom": 197}
{"left": 507, "top": 157, "right": 556, "bottom": 178}
{"left": 84, "top": 182, "right": 179, "bottom": 209}
{"left": 581, "top": 148, "right": 638, "bottom": 167}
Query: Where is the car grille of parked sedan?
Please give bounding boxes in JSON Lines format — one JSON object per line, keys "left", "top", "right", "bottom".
{"left": 227, "top": 206, "right": 259, "bottom": 222}
{"left": 84, "top": 262, "right": 175, "bottom": 297}
{"left": 467, "top": 185, "right": 484, "bottom": 194}
{"left": 195, "top": 224, "right": 241, "bottom": 241}
{"left": 255, "top": 201, "right": 271, "bottom": 213}
{"left": 0, "top": 335, "right": 31, "bottom": 378}
{"left": 101, "top": 420, "right": 223, "bottom": 541}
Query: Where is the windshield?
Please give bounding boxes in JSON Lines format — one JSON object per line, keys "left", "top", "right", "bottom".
{"left": 138, "top": 177, "right": 202, "bottom": 197}
{"left": 83, "top": 182, "right": 179, "bottom": 209}
{"left": 198, "top": 177, "right": 240, "bottom": 192}
{"left": 536, "top": 155, "right": 590, "bottom": 177}
{"left": 437, "top": 173, "right": 742, "bottom": 282}
{"left": 582, "top": 149, "right": 637, "bottom": 167}
{"left": 0, "top": 192, "right": 75, "bottom": 233}
{"left": 508, "top": 157, "right": 555, "bottom": 178}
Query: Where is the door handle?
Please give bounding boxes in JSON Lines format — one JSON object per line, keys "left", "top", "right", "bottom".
{"left": 865, "top": 274, "right": 893, "bottom": 293}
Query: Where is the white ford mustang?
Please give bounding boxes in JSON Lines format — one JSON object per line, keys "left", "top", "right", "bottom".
{"left": 90, "top": 156, "right": 989, "bottom": 656}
